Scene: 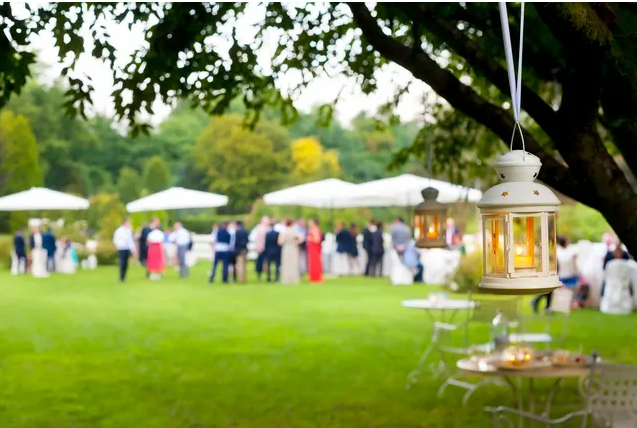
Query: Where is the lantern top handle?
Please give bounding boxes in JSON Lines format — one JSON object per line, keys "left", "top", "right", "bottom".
{"left": 499, "top": 2, "right": 527, "bottom": 158}
{"left": 495, "top": 150, "right": 541, "bottom": 183}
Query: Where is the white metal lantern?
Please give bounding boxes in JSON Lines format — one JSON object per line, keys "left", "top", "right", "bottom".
{"left": 478, "top": 150, "right": 560, "bottom": 295}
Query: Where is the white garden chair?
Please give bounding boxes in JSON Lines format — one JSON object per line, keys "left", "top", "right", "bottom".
{"left": 10, "top": 250, "right": 20, "bottom": 275}
{"left": 389, "top": 250, "right": 413, "bottom": 286}
{"left": 600, "top": 259, "right": 634, "bottom": 314}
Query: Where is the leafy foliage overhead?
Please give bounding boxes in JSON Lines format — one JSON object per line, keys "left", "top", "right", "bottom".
{"left": 3, "top": 2, "right": 637, "bottom": 250}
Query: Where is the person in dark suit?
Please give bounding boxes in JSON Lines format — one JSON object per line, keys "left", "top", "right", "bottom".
{"left": 362, "top": 219, "right": 375, "bottom": 276}
{"left": 233, "top": 220, "right": 249, "bottom": 283}
{"left": 209, "top": 222, "right": 231, "bottom": 284}
{"left": 139, "top": 221, "right": 152, "bottom": 266}
{"left": 228, "top": 222, "right": 238, "bottom": 281}
{"left": 42, "top": 228, "right": 57, "bottom": 272}
{"left": 369, "top": 221, "right": 385, "bottom": 277}
{"left": 14, "top": 228, "right": 26, "bottom": 273}
{"left": 264, "top": 223, "right": 281, "bottom": 282}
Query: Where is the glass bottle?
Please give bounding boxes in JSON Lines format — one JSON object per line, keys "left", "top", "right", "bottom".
{"left": 490, "top": 310, "right": 510, "bottom": 352}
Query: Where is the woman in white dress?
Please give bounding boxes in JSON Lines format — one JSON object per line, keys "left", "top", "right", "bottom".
{"left": 29, "top": 226, "right": 48, "bottom": 278}
{"left": 278, "top": 219, "right": 304, "bottom": 284}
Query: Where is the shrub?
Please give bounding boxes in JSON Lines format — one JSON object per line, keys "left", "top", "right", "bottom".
{"left": 558, "top": 203, "right": 611, "bottom": 242}
{"left": 0, "top": 235, "right": 12, "bottom": 269}
{"left": 450, "top": 251, "right": 483, "bottom": 294}
{"left": 181, "top": 216, "right": 215, "bottom": 234}
{"left": 76, "top": 242, "right": 119, "bottom": 266}
{"left": 85, "top": 193, "right": 126, "bottom": 233}
{"left": 54, "top": 220, "right": 90, "bottom": 244}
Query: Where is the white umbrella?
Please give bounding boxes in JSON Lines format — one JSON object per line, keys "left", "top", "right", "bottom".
{"left": 126, "top": 187, "right": 228, "bottom": 212}
{"left": 349, "top": 174, "right": 482, "bottom": 207}
{"left": 263, "top": 178, "right": 361, "bottom": 209}
{"left": 0, "top": 187, "right": 90, "bottom": 211}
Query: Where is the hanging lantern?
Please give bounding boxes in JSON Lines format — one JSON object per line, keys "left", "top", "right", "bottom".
{"left": 478, "top": 150, "right": 560, "bottom": 295}
{"left": 414, "top": 187, "right": 448, "bottom": 249}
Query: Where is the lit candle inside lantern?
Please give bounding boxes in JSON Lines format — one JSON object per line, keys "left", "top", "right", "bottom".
{"left": 426, "top": 215, "right": 439, "bottom": 239}
{"left": 514, "top": 217, "right": 536, "bottom": 269}
{"left": 514, "top": 246, "right": 534, "bottom": 268}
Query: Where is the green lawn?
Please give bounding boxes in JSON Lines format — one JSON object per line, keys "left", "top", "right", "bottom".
{"left": 0, "top": 265, "right": 636, "bottom": 428}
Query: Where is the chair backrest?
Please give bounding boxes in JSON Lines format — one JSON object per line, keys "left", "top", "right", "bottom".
{"left": 549, "top": 287, "right": 574, "bottom": 315}
{"left": 604, "top": 259, "right": 633, "bottom": 285}
{"left": 585, "top": 356, "right": 637, "bottom": 426}
{"left": 471, "top": 297, "right": 520, "bottom": 324}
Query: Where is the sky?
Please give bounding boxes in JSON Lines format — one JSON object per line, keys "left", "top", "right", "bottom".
{"left": 23, "top": 3, "right": 432, "bottom": 129}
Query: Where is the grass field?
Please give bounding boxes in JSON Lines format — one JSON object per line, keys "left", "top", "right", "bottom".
{"left": 0, "top": 265, "right": 636, "bottom": 428}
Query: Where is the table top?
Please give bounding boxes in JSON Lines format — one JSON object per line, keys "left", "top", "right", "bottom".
{"left": 457, "top": 357, "right": 589, "bottom": 378}
{"left": 402, "top": 298, "right": 476, "bottom": 310}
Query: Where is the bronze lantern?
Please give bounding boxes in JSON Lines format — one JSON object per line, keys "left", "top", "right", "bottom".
{"left": 414, "top": 187, "right": 448, "bottom": 249}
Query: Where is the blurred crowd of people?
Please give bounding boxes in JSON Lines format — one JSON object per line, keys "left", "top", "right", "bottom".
{"left": 114, "top": 217, "right": 196, "bottom": 282}
{"left": 111, "top": 214, "right": 445, "bottom": 286}
{"left": 531, "top": 232, "right": 634, "bottom": 313}
{"left": 12, "top": 225, "right": 78, "bottom": 277}
{"left": 14, "top": 213, "right": 465, "bottom": 286}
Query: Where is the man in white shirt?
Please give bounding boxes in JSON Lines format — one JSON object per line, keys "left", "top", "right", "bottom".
{"left": 169, "top": 222, "right": 191, "bottom": 278}
{"left": 113, "top": 218, "right": 137, "bottom": 283}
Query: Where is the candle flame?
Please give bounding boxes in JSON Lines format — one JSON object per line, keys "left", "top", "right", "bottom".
{"left": 515, "top": 246, "right": 523, "bottom": 255}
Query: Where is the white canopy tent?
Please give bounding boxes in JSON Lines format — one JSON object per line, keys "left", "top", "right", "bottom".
{"left": 343, "top": 174, "right": 483, "bottom": 207}
{"left": 263, "top": 179, "right": 363, "bottom": 208}
{"left": 126, "top": 187, "right": 228, "bottom": 212}
{"left": 0, "top": 187, "right": 90, "bottom": 211}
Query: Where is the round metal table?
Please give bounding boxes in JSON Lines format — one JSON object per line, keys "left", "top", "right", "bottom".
{"left": 457, "top": 357, "right": 589, "bottom": 428}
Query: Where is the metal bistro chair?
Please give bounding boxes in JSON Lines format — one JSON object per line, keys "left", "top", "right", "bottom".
{"left": 437, "top": 296, "right": 521, "bottom": 405}
{"left": 486, "top": 352, "right": 637, "bottom": 427}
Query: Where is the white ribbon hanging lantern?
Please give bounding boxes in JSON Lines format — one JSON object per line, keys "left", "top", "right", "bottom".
{"left": 478, "top": 2, "right": 561, "bottom": 295}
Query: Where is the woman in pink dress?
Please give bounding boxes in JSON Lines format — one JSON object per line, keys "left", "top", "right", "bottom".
{"left": 146, "top": 228, "right": 166, "bottom": 279}
{"left": 307, "top": 218, "right": 323, "bottom": 283}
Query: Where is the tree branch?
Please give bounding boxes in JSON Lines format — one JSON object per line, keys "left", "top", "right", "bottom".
{"left": 401, "top": 4, "right": 559, "bottom": 139}
{"left": 346, "top": 2, "right": 597, "bottom": 208}
{"left": 535, "top": 3, "right": 637, "bottom": 224}
{"left": 439, "top": 4, "right": 562, "bottom": 82}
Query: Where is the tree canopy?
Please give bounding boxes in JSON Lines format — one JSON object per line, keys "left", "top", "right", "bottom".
{"left": 2, "top": 3, "right": 637, "bottom": 248}
{"left": 0, "top": 110, "right": 42, "bottom": 230}
{"left": 142, "top": 155, "right": 171, "bottom": 195}
{"left": 192, "top": 114, "right": 291, "bottom": 212}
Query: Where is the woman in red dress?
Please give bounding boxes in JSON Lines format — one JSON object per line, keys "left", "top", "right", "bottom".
{"left": 146, "top": 228, "right": 166, "bottom": 279}
{"left": 307, "top": 218, "right": 323, "bottom": 283}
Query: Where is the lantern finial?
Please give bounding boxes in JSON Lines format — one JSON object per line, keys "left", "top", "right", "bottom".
{"left": 421, "top": 187, "right": 439, "bottom": 202}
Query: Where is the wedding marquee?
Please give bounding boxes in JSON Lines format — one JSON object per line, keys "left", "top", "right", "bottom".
{"left": 0, "top": 187, "right": 90, "bottom": 211}
{"left": 263, "top": 179, "right": 363, "bottom": 209}
{"left": 348, "top": 174, "right": 483, "bottom": 207}
{"left": 126, "top": 187, "right": 228, "bottom": 212}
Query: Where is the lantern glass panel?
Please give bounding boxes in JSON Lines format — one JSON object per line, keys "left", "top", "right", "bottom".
{"left": 511, "top": 215, "right": 542, "bottom": 275}
{"left": 547, "top": 212, "right": 557, "bottom": 273}
{"left": 424, "top": 213, "right": 442, "bottom": 240}
{"left": 414, "top": 213, "right": 424, "bottom": 240}
{"left": 484, "top": 215, "right": 506, "bottom": 275}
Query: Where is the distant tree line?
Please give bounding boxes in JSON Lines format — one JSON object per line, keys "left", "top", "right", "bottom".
{"left": 0, "top": 78, "right": 429, "bottom": 232}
